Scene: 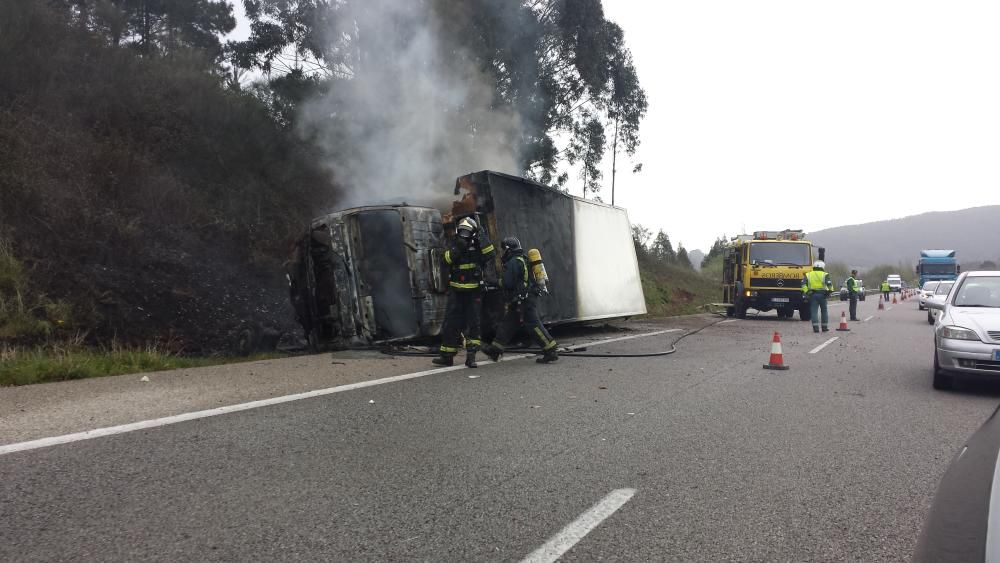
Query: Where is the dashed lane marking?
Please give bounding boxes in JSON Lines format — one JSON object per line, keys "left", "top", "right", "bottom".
{"left": 863, "top": 315, "right": 874, "bottom": 322}
{"left": 809, "top": 337, "right": 839, "bottom": 354}
{"left": 1, "top": 330, "right": 678, "bottom": 456}
{"left": 520, "top": 488, "right": 636, "bottom": 563}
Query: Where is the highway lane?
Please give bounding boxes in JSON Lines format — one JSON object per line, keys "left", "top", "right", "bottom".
{"left": 2, "top": 296, "right": 998, "bottom": 562}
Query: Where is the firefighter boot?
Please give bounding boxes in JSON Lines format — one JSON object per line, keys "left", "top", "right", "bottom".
{"left": 465, "top": 350, "right": 478, "bottom": 368}
{"left": 432, "top": 354, "right": 454, "bottom": 367}
{"left": 536, "top": 348, "right": 559, "bottom": 364}
{"left": 482, "top": 343, "right": 503, "bottom": 363}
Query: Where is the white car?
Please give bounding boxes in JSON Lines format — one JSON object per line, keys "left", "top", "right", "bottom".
{"left": 919, "top": 281, "right": 941, "bottom": 311}
{"left": 927, "top": 281, "right": 956, "bottom": 324}
{"left": 926, "top": 271, "right": 1000, "bottom": 389}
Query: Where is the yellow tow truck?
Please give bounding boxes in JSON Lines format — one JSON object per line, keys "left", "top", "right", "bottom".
{"left": 721, "top": 229, "right": 824, "bottom": 320}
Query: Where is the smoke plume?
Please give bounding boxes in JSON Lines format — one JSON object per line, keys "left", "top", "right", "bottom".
{"left": 301, "top": 1, "right": 524, "bottom": 211}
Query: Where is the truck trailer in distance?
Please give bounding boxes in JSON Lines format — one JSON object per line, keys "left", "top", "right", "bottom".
{"left": 287, "top": 171, "right": 646, "bottom": 350}
{"left": 916, "top": 250, "right": 959, "bottom": 287}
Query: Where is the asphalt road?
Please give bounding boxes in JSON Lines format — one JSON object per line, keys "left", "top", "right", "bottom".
{"left": 3, "top": 295, "right": 999, "bottom": 562}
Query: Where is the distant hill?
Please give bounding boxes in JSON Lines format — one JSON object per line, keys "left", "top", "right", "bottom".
{"left": 810, "top": 206, "right": 1000, "bottom": 269}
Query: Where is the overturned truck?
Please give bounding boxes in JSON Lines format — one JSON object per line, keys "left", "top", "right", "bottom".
{"left": 287, "top": 171, "right": 646, "bottom": 350}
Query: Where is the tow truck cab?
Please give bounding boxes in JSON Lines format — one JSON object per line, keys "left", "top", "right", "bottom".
{"left": 722, "top": 229, "right": 823, "bottom": 321}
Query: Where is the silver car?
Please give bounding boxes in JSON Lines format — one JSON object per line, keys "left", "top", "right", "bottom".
{"left": 926, "top": 280, "right": 955, "bottom": 324}
{"left": 918, "top": 280, "right": 940, "bottom": 311}
{"left": 927, "top": 271, "right": 1000, "bottom": 389}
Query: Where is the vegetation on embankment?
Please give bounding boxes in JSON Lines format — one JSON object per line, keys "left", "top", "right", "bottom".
{"left": 632, "top": 226, "right": 721, "bottom": 317}
{"left": 0, "top": 342, "right": 280, "bottom": 387}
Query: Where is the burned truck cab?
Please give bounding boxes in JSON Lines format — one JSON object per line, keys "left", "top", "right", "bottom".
{"left": 288, "top": 205, "right": 448, "bottom": 350}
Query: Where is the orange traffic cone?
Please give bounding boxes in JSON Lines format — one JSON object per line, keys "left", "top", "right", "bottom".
{"left": 892, "top": 294, "right": 898, "bottom": 304}
{"left": 878, "top": 295, "right": 885, "bottom": 310}
{"left": 763, "top": 331, "right": 789, "bottom": 370}
{"left": 836, "top": 310, "right": 850, "bottom": 331}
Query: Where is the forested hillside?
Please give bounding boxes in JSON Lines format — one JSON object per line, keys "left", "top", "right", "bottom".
{"left": 0, "top": 0, "right": 645, "bottom": 353}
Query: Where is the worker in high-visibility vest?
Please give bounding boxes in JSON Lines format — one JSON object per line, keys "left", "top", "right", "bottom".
{"left": 802, "top": 261, "right": 835, "bottom": 333}
{"left": 846, "top": 270, "right": 861, "bottom": 321}
{"left": 881, "top": 280, "right": 891, "bottom": 302}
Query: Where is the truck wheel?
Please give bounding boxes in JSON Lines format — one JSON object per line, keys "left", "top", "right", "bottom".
{"left": 799, "top": 305, "right": 811, "bottom": 322}
{"left": 736, "top": 303, "right": 748, "bottom": 319}
{"left": 726, "top": 307, "right": 735, "bottom": 317}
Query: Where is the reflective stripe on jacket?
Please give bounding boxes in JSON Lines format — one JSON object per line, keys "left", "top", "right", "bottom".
{"left": 444, "top": 240, "right": 496, "bottom": 291}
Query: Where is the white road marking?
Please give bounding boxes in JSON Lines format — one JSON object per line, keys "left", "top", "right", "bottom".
{"left": 566, "top": 328, "right": 680, "bottom": 350}
{"left": 718, "top": 319, "right": 738, "bottom": 324}
{"left": 886, "top": 307, "right": 893, "bottom": 311}
{"left": 863, "top": 315, "right": 874, "bottom": 322}
{"left": 520, "top": 488, "right": 636, "bottom": 563}
{"left": 809, "top": 337, "right": 839, "bottom": 354}
{"left": 0, "top": 330, "right": 676, "bottom": 456}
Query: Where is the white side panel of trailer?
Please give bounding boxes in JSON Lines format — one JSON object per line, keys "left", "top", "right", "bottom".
{"left": 572, "top": 201, "right": 647, "bottom": 319}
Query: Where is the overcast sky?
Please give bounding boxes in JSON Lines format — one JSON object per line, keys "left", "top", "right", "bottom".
{"left": 599, "top": 0, "right": 1000, "bottom": 251}
{"left": 229, "top": 2, "right": 999, "bottom": 252}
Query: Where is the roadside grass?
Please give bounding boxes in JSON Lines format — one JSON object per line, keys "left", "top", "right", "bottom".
{"left": 639, "top": 261, "right": 721, "bottom": 317}
{"left": 0, "top": 343, "right": 283, "bottom": 387}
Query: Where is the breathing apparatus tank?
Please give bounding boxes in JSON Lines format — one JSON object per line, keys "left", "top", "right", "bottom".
{"left": 527, "top": 248, "right": 549, "bottom": 294}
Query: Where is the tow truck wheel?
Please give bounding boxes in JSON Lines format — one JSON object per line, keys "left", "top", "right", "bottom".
{"left": 799, "top": 305, "right": 811, "bottom": 322}
{"left": 736, "top": 301, "right": 748, "bottom": 319}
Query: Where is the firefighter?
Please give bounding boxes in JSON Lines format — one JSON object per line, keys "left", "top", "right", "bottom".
{"left": 482, "top": 237, "right": 559, "bottom": 364}
{"left": 433, "top": 217, "right": 495, "bottom": 368}
{"left": 801, "top": 260, "right": 834, "bottom": 333}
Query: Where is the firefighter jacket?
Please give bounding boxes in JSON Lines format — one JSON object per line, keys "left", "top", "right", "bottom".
{"left": 801, "top": 269, "right": 833, "bottom": 294}
{"left": 500, "top": 250, "right": 532, "bottom": 302}
{"left": 444, "top": 238, "right": 496, "bottom": 291}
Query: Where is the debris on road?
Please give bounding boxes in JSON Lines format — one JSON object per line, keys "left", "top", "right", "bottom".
{"left": 140, "top": 376, "right": 150, "bottom": 382}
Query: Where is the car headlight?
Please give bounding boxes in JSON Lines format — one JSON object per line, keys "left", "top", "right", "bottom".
{"left": 937, "top": 325, "right": 980, "bottom": 341}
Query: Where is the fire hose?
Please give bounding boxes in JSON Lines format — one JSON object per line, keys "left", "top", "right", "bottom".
{"left": 377, "top": 317, "right": 729, "bottom": 359}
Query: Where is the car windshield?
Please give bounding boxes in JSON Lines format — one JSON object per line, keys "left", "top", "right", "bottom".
{"left": 922, "top": 281, "right": 940, "bottom": 292}
{"left": 934, "top": 281, "right": 954, "bottom": 295}
{"left": 920, "top": 263, "right": 957, "bottom": 275}
{"left": 953, "top": 277, "right": 1000, "bottom": 307}
{"left": 749, "top": 242, "right": 810, "bottom": 265}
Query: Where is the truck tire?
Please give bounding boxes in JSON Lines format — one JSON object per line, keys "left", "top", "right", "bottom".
{"left": 799, "top": 305, "right": 811, "bottom": 322}
{"left": 726, "top": 307, "right": 735, "bottom": 317}
{"left": 736, "top": 303, "right": 748, "bottom": 319}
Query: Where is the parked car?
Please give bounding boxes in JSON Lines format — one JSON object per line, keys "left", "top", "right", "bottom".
{"left": 918, "top": 280, "right": 941, "bottom": 311}
{"left": 913, "top": 403, "right": 1000, "bottom": 561}
{"left": 926, "top": 280, "right": 955, "bottom": 324}
{"left": 926, "top": 271, "right": 1000, "bottom": 389}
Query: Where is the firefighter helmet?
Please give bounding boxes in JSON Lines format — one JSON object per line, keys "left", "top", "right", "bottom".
{"left": 457, "top": 217, "right": 478, "bottom": 239}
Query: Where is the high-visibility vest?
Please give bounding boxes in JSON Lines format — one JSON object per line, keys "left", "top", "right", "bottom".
{"left": 881, "top": 282, "right": 890, "bottom": 292}
{"left": 802, "top": 270, "right": 831, "bottom": 293}
{"left": 847, "top": 277, "right": 858, "bottom": 293}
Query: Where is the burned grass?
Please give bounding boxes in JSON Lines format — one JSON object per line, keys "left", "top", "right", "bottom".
{"left": 639, "top": 262, "right": 720, "bottom": 318}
